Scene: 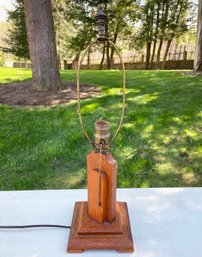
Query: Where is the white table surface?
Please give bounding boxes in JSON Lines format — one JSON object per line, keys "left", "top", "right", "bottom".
{"left": 0, "top": 188, "right": 202, "bottom": 257}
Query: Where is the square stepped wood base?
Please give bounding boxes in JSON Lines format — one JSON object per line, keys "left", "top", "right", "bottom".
{"left": 67, "top": 201, "right": 134, "bottom": 253}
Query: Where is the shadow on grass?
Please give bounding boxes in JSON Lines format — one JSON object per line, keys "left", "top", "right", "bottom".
{"left": 0, "top": 70, "right": 201, "bottom": 189}
{"left": 0, "top": 78, "right": 32, "bottom": 85}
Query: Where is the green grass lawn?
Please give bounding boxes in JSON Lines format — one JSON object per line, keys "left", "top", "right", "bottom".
{"left": 0, "top": 67, "right": 201, "bottom": 190}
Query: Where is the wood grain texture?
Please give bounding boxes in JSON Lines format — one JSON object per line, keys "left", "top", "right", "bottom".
{"left": 67, "top": 201, "right": 134, "bottom": 253}
{"left": 78, "top": 202, "right": 122, "bottom": 235}
{"left": 87, "top": 151, "right": 117, "bottom": 223}
{"left": 24, "top": 0, "right": 61, "bottom": 91}
{"left": 87, "top": 169, "right": 108, "bottom": 223}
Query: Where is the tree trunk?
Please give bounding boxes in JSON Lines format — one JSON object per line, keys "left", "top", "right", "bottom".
{"left": 156, "top": 39, "right": 163, "bottom": 68}
{"left": 104, "top": 3, "right": 110, "bottom": 70}
{"left": 109, "top": 46, "right": 115, "bottom": 69}
{"left": 87, "top": 49, "right": 90, "bottom": 70}
{"left": 109, "top": 27, "right": 119, "bottom": 69}
{"left": 145, "top": 41, "right": 151, "bottom": 69}
{"left": 150, "top": 2, "right": 160, "bottom": 69}
{"left": 161, "top": 39, "right": 172, "bottom": 69}
{"left": 150, "top": 40, "right": 157, "bottom": 69}
{"left": 58, "top": 56, "right": 61, "bottom": 70}
{"left": 72, "top": 53, "right": 80, "bottom": 69}
{"left": 157, "top": 2, "right": 169, "bottom": 69}
{"left": 100, "top": 44, "right": 106, "bottom": 70}
{"left": 145, "top": 2, "right": 154, "bottom": 70}
{"left": 106, "top": 41, "right": 110, "bottom": 69}
{"left": 24, "top": 0, "right": 61, "bottom": 91}
{"left": 160, "top": 0, "right": 184, "bottom": 70}
{"left": 194, "top": 0, "right": 202, "bottom": 73}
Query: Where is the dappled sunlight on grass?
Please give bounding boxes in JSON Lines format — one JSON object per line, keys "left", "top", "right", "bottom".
{"left": 141, "top": 124, "right": 154, "bottom": 139}
{"left": 117, "top": 146, "right": 135, "bottom": 160}
{"left": 184, "top": 128, "right": 198, "bottom": 138}
{"left": 155, "top": 161, "right": 176, "bottom": 174}
{"left": 80, "top": 102, "right": 100, "bottom": 113}
{"left": 45, "top": 168, "right": 86, "bottom": 189}
{"left": 128, "top": 93, "right": 159, "bottom": 105}
{"left": 0, "top": 69, "right": 202, "bottom": 189}
{"left": 182, "top": 170, "right": 198, "bottom": 184}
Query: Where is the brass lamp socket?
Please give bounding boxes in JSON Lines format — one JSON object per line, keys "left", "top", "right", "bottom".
{"left": 94, "top": 120, "right": 110, "bottom": 154}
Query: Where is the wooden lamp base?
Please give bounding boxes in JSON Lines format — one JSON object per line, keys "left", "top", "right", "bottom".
{"left": 67, "top": 201, "right": 134, "bottom": 253}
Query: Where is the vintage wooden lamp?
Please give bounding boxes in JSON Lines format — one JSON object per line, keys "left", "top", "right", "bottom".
{"left": 67, "top": 5, "right": 134, "bottom": 253}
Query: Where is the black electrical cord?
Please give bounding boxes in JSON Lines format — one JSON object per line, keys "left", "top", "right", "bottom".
{"left": 0, "top": 224, "right": 71, "bottom": 229}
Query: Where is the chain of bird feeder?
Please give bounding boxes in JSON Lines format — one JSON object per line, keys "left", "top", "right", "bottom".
{"left": 76, "top": 39, "right": 126, "bottom": 152}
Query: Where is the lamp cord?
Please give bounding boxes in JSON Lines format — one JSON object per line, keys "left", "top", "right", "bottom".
{"left": 0, "top": 224, "right": 71, "bottom": 229}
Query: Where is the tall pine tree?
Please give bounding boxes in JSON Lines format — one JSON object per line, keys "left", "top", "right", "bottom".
{"left": 6, "top": 0, "right": 29, "bottom": 59}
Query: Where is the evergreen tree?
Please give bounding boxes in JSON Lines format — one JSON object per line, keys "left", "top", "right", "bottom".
{"left": 6, "top": 0, "right": 29, "bottom": 59}
{"left": 5, "top": 0, "right": 72, "bottom": 64}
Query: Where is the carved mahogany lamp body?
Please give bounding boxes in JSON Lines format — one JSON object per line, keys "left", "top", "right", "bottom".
{"left": 87, "top": 150, "right": 117, "bottom": 223}
{"left": 67, "top": 121, "right": 134, "bottom": 253}
{"left": 67, "top": 5, "right": 134, "bottom": 253}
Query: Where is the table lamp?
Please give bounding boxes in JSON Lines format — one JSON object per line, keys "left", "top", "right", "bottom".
{"left": 67, "top": 5, "right": 134, "bottom": 253}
